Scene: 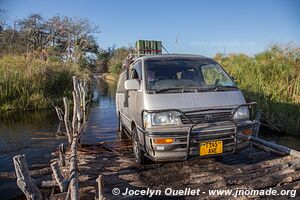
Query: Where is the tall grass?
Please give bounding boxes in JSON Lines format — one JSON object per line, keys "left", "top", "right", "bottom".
{"left": 0, "top": 55, "right": 89, "bottom": 111}
{"left": 215, "top": 45, "right": 300, "bottom": 134}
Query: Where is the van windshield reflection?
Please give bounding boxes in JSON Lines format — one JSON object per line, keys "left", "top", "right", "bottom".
{"left": 145, "top": 58, "right": 236, "bottom": 93}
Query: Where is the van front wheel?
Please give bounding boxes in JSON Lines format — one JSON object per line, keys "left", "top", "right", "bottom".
{"left": 132, "top": 127, "right": 147, "bottom": 165}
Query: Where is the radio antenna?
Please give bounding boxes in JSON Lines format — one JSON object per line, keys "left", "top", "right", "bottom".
{"left": 161, "top": 44, "right": 169, "bottom": 54}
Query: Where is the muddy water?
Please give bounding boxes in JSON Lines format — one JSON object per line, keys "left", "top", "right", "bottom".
{"left": 0, "top": 110, "right": 66, "bottom": 199}
{"left": 81, "top": 76, "right": 119, "bottom": 145}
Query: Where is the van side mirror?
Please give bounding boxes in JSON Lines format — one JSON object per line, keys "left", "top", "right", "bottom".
{"left": 124, "top": 79, "right": 140, "bottom": 91}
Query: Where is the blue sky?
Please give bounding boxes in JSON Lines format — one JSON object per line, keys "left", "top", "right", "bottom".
{"left": 1, "top": 0, "right": 299, "bottom": 56}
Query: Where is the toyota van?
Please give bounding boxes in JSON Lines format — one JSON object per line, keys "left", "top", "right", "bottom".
{"left": 116, "top": 54, "right": 257, "bottom": 165}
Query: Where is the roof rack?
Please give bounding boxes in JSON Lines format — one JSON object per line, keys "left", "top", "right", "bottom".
{"left": 122, "top": 40, "right": 163, "bottom": 69}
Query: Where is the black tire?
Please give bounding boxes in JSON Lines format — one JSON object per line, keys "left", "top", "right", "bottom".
{"left": 118, "top": 116, "right": 126, "bottom": 139}
{"left": 132, "top": 127, "right": 147, "bottom": 165}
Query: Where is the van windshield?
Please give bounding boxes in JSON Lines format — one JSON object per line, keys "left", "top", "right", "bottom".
{"left": 145, "top": 57, "right": 236, "bottom": 93}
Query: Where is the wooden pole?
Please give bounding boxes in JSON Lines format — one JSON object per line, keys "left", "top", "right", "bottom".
{"left": 63, "top": 97, "right": 72, "bottom": 145}
{"left": 13, "top": 155, "right": 43, "bottom": 200}
{"left": 55, "top": 106, "right": 64, "bottom": 135}
{"left": 72, "top": 91, "right": 78, "bottom": 135}
{"left": 58, "top": 143, "right": 65, "bottom": 167}
{"left": 73, "top": 76, "right": 82, "bottom": 122}
{"left": 56, "top": 122, "right": 63, "bottom": 135}
{"left": 79, "top": 81, "right": 86, "bottom": 122}
{"left": 69, "top": 136, "right": 79, "bottom": 200}
{"left": 96, "top": 175, "right": 104, "bottom": 200}
{"left": 50, "top": 162, "right": 67, "bottom": 192}
{"left": 55, "top": 106, "right": 64, "bottom": 122}
{"left": 250, "top": 136, "right": 300, "bottom": 158}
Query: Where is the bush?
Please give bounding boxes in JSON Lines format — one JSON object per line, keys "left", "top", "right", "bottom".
{"left": 0, "top": 55, "right": 89, "bottom": 111}
{"left": 215, "top": 45, "right": 300, "bottom": 134}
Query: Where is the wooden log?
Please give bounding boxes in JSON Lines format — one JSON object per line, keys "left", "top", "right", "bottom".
{"left": 72, "top": 90, "right": 78, "bottom": 135}
{"left": 96, "top": 175, "right": 104, "bottom": 200}
{"left": 59, "top": 143, "right": 65, "bottom": 167}
{"left": 0, "top": 171, "right": 16, "bottom": 179}
{"left": 241, "top": 156, "right": 293, "bottom": 171}
{"left": 251, "top": 142, "right": 286, "bottom": 156}
{"left": 227, "top": 164, "right": 289, "bottom": 185}
{"left": 50, "top": 162, "right": 68, "bottom": 192}
{"left": 242, "top": 168, "right": 295, "bottom": 189}
{"left": 63, "top": 97, "right": 72, "bottom": 145}
{"left": 55, "top": 106, "right": 64, "bottom": 135}
{"left": 250, "top": 136, "right": 300, "bottom": 158}
{"left": 73, "top": 76, "right": 82, "bottom": 122}
{"left": 56, "top": 122, "right": 63, "bottom": 135}
{"left": 55, "top": 106, "right": 64, "bottom": 122}
{"left": 13, "top": 154, "right": 43, "bottom": 200}
{"left": 291, "top": 159, "right": 300, "bottom": 170}
{"left": 41, "top": 180, "right": 57, "bottom": 188}
{"left": 79, "top": 81, "right": 86, "bottom": 122}
{"left": 69, "top": 136, "right": 79, "bottom": 200}
{"left": 277, "top": 171, "right": 300, "bottom": 186}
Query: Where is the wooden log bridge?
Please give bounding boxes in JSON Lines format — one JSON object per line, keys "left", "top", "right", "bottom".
{"left": 12, "top": 75, "right": 300, "bottom": 200}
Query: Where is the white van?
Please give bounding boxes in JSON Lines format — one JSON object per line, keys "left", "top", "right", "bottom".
{"left": 116, "top": 54, "right": 257, "bottom": 165}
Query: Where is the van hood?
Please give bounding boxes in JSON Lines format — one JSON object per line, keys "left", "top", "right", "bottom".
{"left": 143, "top": 90, "right": 246, "bottom": 111}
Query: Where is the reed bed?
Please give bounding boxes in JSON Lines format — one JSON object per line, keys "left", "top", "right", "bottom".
{"left": 215, "top": 45, "right": 300, "bottom": 134}
{"left": 0, "top": 55, "right": 89, "bottom": 111}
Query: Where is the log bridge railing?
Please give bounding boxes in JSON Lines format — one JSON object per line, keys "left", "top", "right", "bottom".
{"left": 13, "top": 76, "right": 105, "bottom": 200}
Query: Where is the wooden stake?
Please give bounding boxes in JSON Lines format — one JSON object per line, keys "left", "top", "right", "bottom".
{"left": 13, "top": 155, "right": 43, "bottom": 200}
{"left": 55, "top": 106, "right": 64, "bottom": 135}
{"left": 69, "top": 136, "right": 79, "bottom": 200}
{"left": 79, "top": 81, "right": 86, "bottom": 122}
{"left": 63, "top": 97, "right": 72, "bottom": 145}
{"left": 96, "top": 175, "right": 104, "bottom": 200}
{"left": 56, "top": 122, "right": 63, "bottom": 135}
{"left": 55, "top": 106, "right": 64, "bottom": 122}
{"left": 50, "top": 162, "right": 67, "bottom": 192}
{"left": 72, "top": 91, "right": 78, "bottom": 135}
{"left": 73, "top": 76, "right": 82, "bottom": 122}
{"left": 58, "top": 143, "right": 65, "bottom": 167}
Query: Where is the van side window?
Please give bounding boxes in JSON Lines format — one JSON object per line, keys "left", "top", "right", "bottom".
{"left": 117, "top": 72, "right": 126, "bottom": 93}
{"left": 130, "top": 61, "right": 142, "bottom": 80}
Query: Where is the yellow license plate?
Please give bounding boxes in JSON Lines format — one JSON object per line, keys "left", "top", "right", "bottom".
{"left": 200, "top": 141, "right": 223, "bottom": 156}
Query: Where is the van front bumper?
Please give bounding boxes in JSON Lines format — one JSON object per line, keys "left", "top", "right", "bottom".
{"left": 138, "top": 120, "right": 256, "bottom": 162}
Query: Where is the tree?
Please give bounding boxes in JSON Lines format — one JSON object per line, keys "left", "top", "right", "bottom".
{"left": 108, "top": 47, "right": 132, "bottom": 75}
{"left": 96, "top": 45, "right": 115, "bottom": 73}
{"left": 0, "top": 14, "right": 100, "bottom": 67}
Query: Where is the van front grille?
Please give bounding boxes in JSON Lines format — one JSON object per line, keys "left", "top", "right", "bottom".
{"left": 180, "top": 111, "right": 232, "bottom": 124}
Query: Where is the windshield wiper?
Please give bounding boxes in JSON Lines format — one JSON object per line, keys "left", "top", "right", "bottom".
{"left": 193, "top": 85, "right": 237, "bottom": 92}
{"left": 212, "top": 85, "right": 238, "bottom": 91}
{"left": 154, "top": 87, "right": 198, "bottom": 94}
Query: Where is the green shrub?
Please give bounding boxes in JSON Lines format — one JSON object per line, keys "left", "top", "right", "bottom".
{"left": 215, "top": 45, "right": 300, "bottom": 134}
{"left": 0, "top": 55, "right": 89, "bottom": 111}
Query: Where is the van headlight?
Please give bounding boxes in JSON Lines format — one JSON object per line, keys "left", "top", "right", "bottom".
{"left": 233, "top": 106, "right": 249, "bottom": 121}
{"left": 143, "top": 111, "right": 181, "bottom": 128}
